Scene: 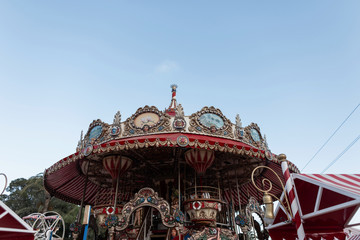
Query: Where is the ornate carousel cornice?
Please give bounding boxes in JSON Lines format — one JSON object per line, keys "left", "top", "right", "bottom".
{"left": 75, "top": 103, "right": 273, "bottom": 151}
{"left": 45, "top": 132, "right": 299, "bottom": 177}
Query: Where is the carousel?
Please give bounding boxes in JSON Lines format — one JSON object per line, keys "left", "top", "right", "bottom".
{"left": 45, "top": 85, "right": 355, "bottom": 240}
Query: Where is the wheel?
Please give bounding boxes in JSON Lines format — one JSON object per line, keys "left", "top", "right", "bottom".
{"left": 26, "top": 211, "right": 65, "bottom": 240}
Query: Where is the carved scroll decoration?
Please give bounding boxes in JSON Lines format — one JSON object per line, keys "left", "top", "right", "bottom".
{"left": 116, "top": 188, "right": 184, "bottom": 231}
{"left": 188, "top": 106, "right": 234, "bottom": 138}
{"left": 123, "top": 106, "right": 171, "bottom": 136}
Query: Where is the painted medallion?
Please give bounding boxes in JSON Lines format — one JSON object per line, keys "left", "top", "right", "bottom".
{"left": 199, "top": 113, "right": 224, "bottom": 129}
{"left": 173, "top": 119, "right": 186, "bottom": 130}
{"left": 110, "top": 126, "right": 121, "bottom": 136}
{"left": 89, "top": 125, "right": 103, "bottom": 142}
{"left": 250, "top": 128, "right": 261, "bottom": 142}
{"left": 134, "top": 113, "right": 160, "bottom": 128}
{"left": 83, "top": 144, "right": 93, "bottom": 157}
{"left": 177, "top": 135, "right": 189, "bottom": 147}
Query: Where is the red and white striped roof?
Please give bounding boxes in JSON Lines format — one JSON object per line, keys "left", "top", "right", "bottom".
{"left": 349, "top": 234, "right": 360, "bottom": 240}
{"left": 268, "top": 174, "right": 360, "bottom": 240}
{"left": 295, "top": 174, "right": 360, "bottom": 197}
{"left": 0, "top": 201, "right": 35, "bottom": 240}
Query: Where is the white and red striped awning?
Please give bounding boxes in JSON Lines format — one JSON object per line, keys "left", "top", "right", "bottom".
{"left": 349, "top": 234, "right": 360, "bottom": 240}
{"left": 0, "top": 201, "right": 36, "bottom": 240}
{"left": 296, "top": 174, "right": 360, "bottom": 196}
{"left": 268, "top": 174, "right": 360, "bottom": 240}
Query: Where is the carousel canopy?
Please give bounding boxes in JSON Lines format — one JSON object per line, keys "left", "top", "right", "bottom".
{"left": 44, "top": 87, "right": 299, "bottom": 206}
{"left": 268, "top": 174, "right": 360, "bottom": 240}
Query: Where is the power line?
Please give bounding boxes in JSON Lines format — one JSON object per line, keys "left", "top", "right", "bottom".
{"left": 301, "top": 103, "right": 360, "bottom": 171}
{"left": 321, "top": 134, "right": 360, "bottom": 174}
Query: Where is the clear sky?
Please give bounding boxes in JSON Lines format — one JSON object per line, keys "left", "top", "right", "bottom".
{"left": 0, "top": 0, "right": 359, "bottom": 222}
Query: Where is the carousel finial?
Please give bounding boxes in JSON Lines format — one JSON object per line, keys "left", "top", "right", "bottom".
{"left": 170, "top": 84, "right": 177, "bottom": 101}
{"left": 165, "top": 84, "right": 178, "bottom": 116}
{"left": 278, "top": 153, "right": 287, "bottom": 161}
{"left": 171, "top": 84, "right": 178, "bottom": 91}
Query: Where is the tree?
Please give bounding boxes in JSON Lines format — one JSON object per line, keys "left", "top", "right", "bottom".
{"left": 1, "top": 173, "right": 79, "bottom": 240}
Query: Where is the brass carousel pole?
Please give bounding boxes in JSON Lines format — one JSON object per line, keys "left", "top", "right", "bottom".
{"left": 178, "top": 159, "right": 181, "bottom": 210}
{"left": 77, "top": 160, "right": 89, "bottom": 223}
{"left": 113, "top": 159, "right": 121, "bottom": 210}
{"left": 109, "top": 168, "right": 121, "bottom": 240}
{"left": 227, "top": 171, "right": 236, "bottom": 232}
{"left": 71, "top": 160, "right": 89, "bottom": 240}
{"left": 222, "top": 172, "right": 231, "bottom": 227}
{"left": 194, "top": 171, "right": 197, "bottom": 198}
{"left": 235, "top": 160, "right": 244, "bottom": 239}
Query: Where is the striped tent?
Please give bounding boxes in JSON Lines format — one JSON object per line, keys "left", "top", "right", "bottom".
{"left": 349, "top": 234, "right": 360, "bottom": 240}
{"left": 268, "top": 174, "right": 360, "bottom": 240}
{"left": 0, "top": 201, "right": 35, "bottom": 240}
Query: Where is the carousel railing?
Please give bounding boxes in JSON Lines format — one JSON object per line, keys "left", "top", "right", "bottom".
{"left": 93, "top": 190, "right": 127, "bottom": 229}
{"left": 183, "top": 186, "right": 224, "bottom": 225}
{"left": 184, "top": 186, "right": 222, "bottom": 201}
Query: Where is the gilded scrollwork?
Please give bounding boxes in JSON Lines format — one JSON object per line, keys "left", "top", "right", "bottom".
{"left": 113, "top": 111, "right": 121, "bottom": 125}
{"left": 189, "top": 227, "right": 238, "bottom": 240}
{"left": 83, "top": 119, "right": 109, "bottom": 147}
{"left": 115, "top": 188, "right": 184, "bottom": 231}
{"left": 122, "top": 106, "right": 171, "bottom": 136}
{"left": 188, "top": 106, "right": 234, "bottom": 138}
{"left": 234, "top": 114, "right": 245, "bottom": 140}
{"left": 175, "top": 104, "right": 184, "bottom": 118}
{"left": 107, "top": 111, "right": 122, "bottom": 139}
{"left": 246, "top": 196, "right": 264, "bottom": 219}
{"left": 173, "top": 104, "right": 186, "bottom": 130}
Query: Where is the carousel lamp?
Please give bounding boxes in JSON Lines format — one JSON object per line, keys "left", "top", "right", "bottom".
{"left": 185, "top": 148, "right": 215, "bottom": 175}
{"left": 263, "top": 192, "right": 275, "bottom": 225}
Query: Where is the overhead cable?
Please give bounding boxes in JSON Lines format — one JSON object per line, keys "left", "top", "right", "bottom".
{"left": 321, "top": 134, "right": 360, "bottom": 174}
{"left": 301, "top": 103, "right": 360, "bottom": 171}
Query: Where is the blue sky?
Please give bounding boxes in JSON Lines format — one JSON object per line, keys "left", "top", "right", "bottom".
{"left": 0, "top": 0, "right": 359, "bottom": 192}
